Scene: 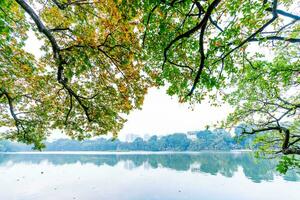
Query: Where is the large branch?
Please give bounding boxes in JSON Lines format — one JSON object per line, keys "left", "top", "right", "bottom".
{"left": 162, "top": 0, "right": 221, "bottom": 68}
{"left": 187, "top": 20, "right": 207, "bottom": 96}
{"left": 15, "top": 0, "right": 60, "bottom": 58}
{"left": 0, "top": 89, "right": 28, "bottom": 139}
{"left": 266, "top": 7, "right": 300, "bottom": 20}
{"left": 241, "top": 126, "right": 281, "bottom": 135}
{"left": 249, "top": 36, "right": 300, "bottom": 43}
{"left": 2, "top": 91, "right": 19, "bottom": 129}
{"left": 242, "top": 125, "right": 300, "bottom": 155}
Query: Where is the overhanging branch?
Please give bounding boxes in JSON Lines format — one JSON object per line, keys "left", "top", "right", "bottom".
{"left": 15, "top": 0, "right": 93, "bottom": 122}
{"left": 162, "top": 0, "right": 221, "bottom": 69}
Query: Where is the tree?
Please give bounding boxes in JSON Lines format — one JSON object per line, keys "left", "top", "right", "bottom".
{"left": 142, "top": 0, "right": 299, "bottom": 170}
{"left": 224, "top": 48, "right": 300, "bottom": 171}
{"left": 0, "top": 0, "right": 149, "bottom": 149}
{"left": 143, "top": 0, "right": 299, "bottom": 99}
{"left": 158, "top": 133, "right": 191, "bottom": 150}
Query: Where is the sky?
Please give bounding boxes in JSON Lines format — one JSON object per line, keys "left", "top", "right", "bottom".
{"left": 48, "top": 87, "right": 232, "bottom": 141}
{"left": 118, "top": 87, "right": 232, "bottom": 140}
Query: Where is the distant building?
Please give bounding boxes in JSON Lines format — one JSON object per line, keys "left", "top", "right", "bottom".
{"left": 187, "top": 131, "right": 197, "bottom": 141}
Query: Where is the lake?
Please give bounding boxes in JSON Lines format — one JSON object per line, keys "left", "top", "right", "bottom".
{"left": 0, "top": 151, "right": 299, "bottom": 200}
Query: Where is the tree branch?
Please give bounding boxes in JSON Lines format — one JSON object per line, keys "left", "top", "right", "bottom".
{"left": 266, "top": 7, "right": 300, "bottom": 20}
{"left": 0, "top": 89, "right": 28, "bottom": 139}
{"left": 187, "top": 20, "right": 207, "bottom": 96}
{"left": 162, "top": 0, "right": 221, "bottom": 69}
{"left": 142, "top": 4, "right": 159, "bottom": 47}
{"left": 249, "top": 36, "right": 300, "bottom": 43}
{"left": 218, "top": 0, "right": 278, "bottom": 62}
{"left": 16, "top": 0, "right": 92, "bottom": 122}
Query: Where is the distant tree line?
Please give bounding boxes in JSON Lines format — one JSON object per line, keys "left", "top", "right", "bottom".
{"left": 0, "top": 129, "right": 255, "bottom": 152}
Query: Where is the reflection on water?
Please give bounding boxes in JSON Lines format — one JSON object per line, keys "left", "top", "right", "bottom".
{"left": 0, "top": 152, "right": 299, "bottom": 183}
{"left": 0, "top": 152, "right": 299, "bottom": 200}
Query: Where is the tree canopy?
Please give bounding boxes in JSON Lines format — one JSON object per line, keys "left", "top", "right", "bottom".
{"left": 1, "top": 0, "right": 149, "bottom": 149}
{"left": 141, "top": 0, "right": 299, "bottom": 170}
{"left": 0, "top": 0, "right": 299, "bottom": 170}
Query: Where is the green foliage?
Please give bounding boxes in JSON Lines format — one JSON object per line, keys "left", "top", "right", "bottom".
{"left": 277, "top": 156, "right": 300, "bottom": 174}
{"left": 142, "top": 0, "right": 292, "bottom": 101}
{"left": 141, "top": 0, "right": 300, "bottom": 173}
{"left": 0, "top": 0, "right": 151, "bottom": 149}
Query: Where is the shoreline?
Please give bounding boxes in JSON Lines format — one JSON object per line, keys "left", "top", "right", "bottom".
{"left": 0, "top": 150, "right": 253, "bottom": 155}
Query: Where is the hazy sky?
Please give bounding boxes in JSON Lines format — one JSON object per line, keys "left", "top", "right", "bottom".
{"left": 119, "top": 87, "right": 232, "bottom": 139}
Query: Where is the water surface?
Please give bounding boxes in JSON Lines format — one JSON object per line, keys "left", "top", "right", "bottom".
{"left": 0, "top": 152, "right": 299, "bottom": 200}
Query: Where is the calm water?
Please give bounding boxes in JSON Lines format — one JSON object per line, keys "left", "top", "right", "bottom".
{"left": 0, "top": 152, "right": 299, "bottom": 200}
